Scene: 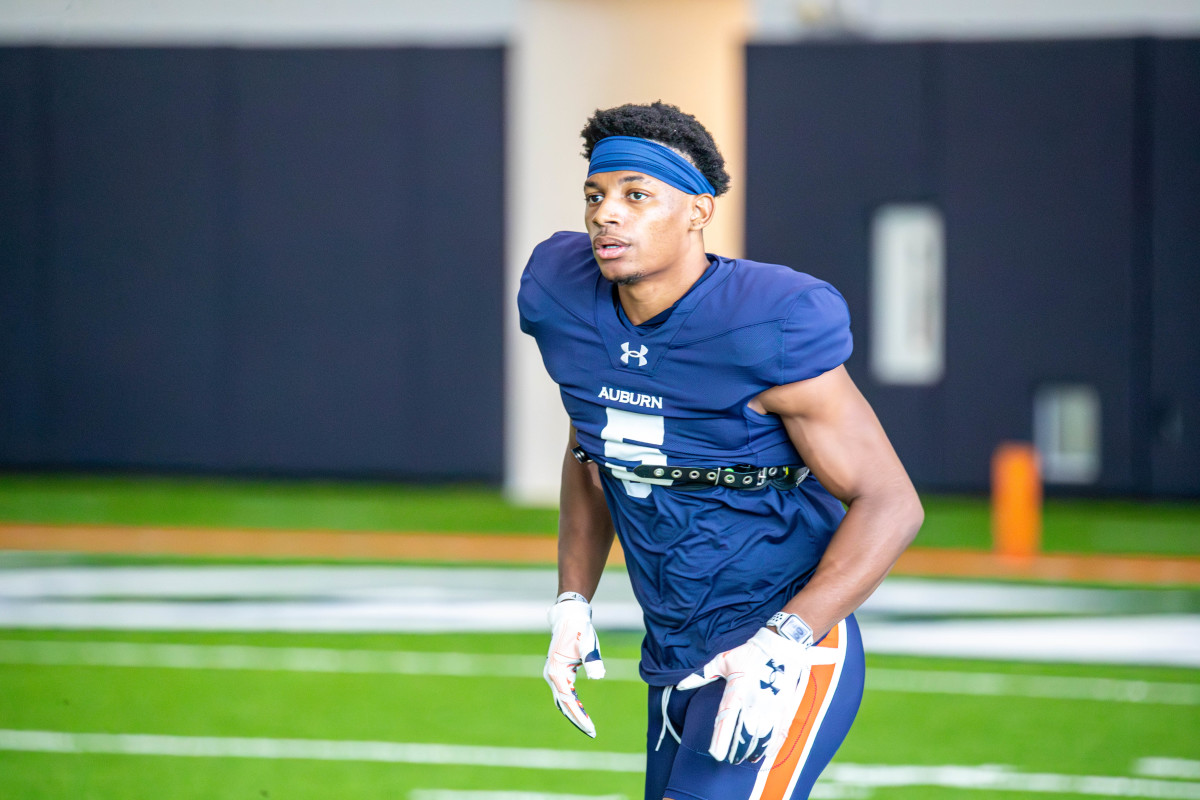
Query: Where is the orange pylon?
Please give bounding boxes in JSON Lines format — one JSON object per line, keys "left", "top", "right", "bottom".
{"left": 991, "top": 442, "right": 1042, "bottom": 558}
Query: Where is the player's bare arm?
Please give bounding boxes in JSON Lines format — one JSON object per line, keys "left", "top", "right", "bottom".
{"left": 556, "top": 424, "right": 616, "bottom": 599}
{"left": 540, "top": 425, "right": 616, "bottom": 739}
{"left": 753, "top": 364, "right": 924, "bottom": 641}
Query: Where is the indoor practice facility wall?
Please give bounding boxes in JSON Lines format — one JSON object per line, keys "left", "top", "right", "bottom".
{"left": 746, "top": 37, "right": 1200, "bottom": 497}
{"left": 0, "top": 46, "right": 505, "bottom": 481}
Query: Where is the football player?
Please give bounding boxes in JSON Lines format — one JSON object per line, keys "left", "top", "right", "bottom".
{"left": 520, "top": 101, "right": 923, "bottom": 800}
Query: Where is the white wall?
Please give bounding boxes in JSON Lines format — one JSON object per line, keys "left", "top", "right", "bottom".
{"left": 755, "top": 0, "right": 1200, "bottom": 40}
{"left": 0, "top": 0, "right": 516, "bottom": 44}
{"left": 4, "top": 0, "right": 1199, "bottom": 44}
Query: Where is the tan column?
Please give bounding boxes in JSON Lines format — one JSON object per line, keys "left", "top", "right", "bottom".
{"left": 504, "top": 0, "right": 749, "bottom": 505}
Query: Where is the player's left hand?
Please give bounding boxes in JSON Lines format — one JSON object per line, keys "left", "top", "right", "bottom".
{"left": 676, "top": 627, "right": 812, "bottom": 764}
{"left": 543, "top": 596, "right": 606, "bottom": 738}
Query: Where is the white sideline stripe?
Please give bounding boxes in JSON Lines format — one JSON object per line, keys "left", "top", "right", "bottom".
{"left": 1137, "top": 759, "right": 1200, "bottom": 780}
{"left": 0, "top": 567, "right": 567, "bottom": 602}
{"left": 0, "top": 599, "right": 644, "bottom": 633}
{"left": 866, "top": 667, "right": 1200, "bottom": 706}
{"left": 1, "top": 729, "right": 1197, "bottom": 799}
{"left": 0, "top": 729, "right": 645, "bottom": 773}
{"left": 0, "top": 567, "right": 1154, "bottom": 617}
{"left": 2, "top": 639, "right": 1196, "bottom": 706}
{"left": 858, "top": 615, "right": 1200, "bottom": 669}
{"left": 411, "top": 794, "right": 627, "bottom": 800}
{"left": 823, "top": 763, "right": 1200, "bottom": 799}
{"left": 3, "top": 566, "right": 1198, "bottom": 666}
{"left": 0, "top": 639, "right": 637, "bottom": 679}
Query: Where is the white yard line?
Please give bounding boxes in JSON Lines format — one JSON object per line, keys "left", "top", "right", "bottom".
{"left": 822, "top": 764, "right": 1200, "bottom": 799}
{"left": 1136, "top": 759, "right": 1200, "bottom": 780}
{"left": 0, "top": 729, "right": 1196, "bottom": 799}
{"left": 1, "top": 605, "right": 1197, "bottom": 665}
{"left": 0, "top": 639, "right": 1195, "bottom": 705}
{"left": 0, "top": 729, "right": 644, "bottom": 773}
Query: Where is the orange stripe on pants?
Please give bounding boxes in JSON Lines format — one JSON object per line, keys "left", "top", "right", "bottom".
{"left": 759, "top": 623, "right": 841, "bottom": 800}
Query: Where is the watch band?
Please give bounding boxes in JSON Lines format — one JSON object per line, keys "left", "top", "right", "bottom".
{"left": 766, "top": 611, "right": 814, "bottom": 647}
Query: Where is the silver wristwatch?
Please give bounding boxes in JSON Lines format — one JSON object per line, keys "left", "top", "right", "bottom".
{"left": 766, "top": 612, "right": 814, "bottom": 647}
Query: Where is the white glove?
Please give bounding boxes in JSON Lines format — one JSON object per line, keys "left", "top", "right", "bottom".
{"left": 543, "top": 595, "right": 606, "bottom": 738}
{"left": 676, "top": 627, "right": 812, "bottom": 764}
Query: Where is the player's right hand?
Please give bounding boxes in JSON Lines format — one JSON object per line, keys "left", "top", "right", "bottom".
{"left": 543, "top": 594, "right": 606, "bottom": 738}
{"left": 676, "top": 627, "right": 812, "bottom": 764}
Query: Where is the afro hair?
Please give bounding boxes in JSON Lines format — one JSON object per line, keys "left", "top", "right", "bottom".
{"left": 580, "top": 101, "right": 731, "bottom": 196}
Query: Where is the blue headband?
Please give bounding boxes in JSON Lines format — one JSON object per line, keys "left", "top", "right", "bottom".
{"left": 587, "top": 135, "right": 716, "bottom": 196}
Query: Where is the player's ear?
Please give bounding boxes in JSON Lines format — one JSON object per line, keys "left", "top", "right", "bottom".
{"left": 689, "top": 193, "right": 715, "bottom": 231}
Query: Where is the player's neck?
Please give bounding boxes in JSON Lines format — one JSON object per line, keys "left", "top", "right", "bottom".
{"left": 616, "top": 248, "right": 710, "bottom": 326}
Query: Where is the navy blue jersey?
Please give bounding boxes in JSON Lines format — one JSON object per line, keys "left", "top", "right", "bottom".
{"left": 519, "top": 231, "right": 853, "bottom": 685}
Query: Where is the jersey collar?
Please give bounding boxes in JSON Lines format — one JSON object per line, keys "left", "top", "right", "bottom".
{"left": 594, "top": 254, "right": 731, "bottom": 374}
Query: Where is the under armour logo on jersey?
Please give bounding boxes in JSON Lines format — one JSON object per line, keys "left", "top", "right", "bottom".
{"left": 620, "top": 342, "right": 649, "bottom": 367}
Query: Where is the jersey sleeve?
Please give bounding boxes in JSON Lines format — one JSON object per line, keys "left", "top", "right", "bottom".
{"left": 517, "top": 261, "right": 547, "bottom": 337}
{"left": 517, "top": 231, "right": 593, "bottom": 339}
{"left": 777, "top": 284, "right": 853, "bottom": 385}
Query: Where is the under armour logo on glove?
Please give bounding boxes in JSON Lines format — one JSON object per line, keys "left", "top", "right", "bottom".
{"left": 620, "top": 342, "right": 648, "bottom": 367}
{"left": 676, "top": 628, "right": 813, "bottom": 765}
{"left": 760, "top": 659, "right": 784, "bottom": 695}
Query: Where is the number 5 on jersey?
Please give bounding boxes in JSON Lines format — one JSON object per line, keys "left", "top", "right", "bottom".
{"left": 601, "top": 407, "right": 668, "bottom": 498}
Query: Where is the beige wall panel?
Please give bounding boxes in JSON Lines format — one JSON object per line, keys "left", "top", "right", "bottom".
{"left": 505, "top": 0, "right": 749, "bottom": 505}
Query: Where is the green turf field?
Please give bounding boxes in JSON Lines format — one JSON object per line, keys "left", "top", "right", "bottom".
{"left": 2, "top": 473, "right": 1199, "bottom": 556}
{"left": 0, "top": 629, "right": 1197, "bottom": 800}
{"left": 1, "top": 475, "right": 1197, "bottom": 798}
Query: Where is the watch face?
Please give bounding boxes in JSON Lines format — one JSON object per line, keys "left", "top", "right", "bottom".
{"left": 780, "top": 616, "right": 812, "bottom": 645}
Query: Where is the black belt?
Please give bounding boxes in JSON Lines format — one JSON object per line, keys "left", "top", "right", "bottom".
{"left": 572, "top": 447, "right": 809, "bottom": 491}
